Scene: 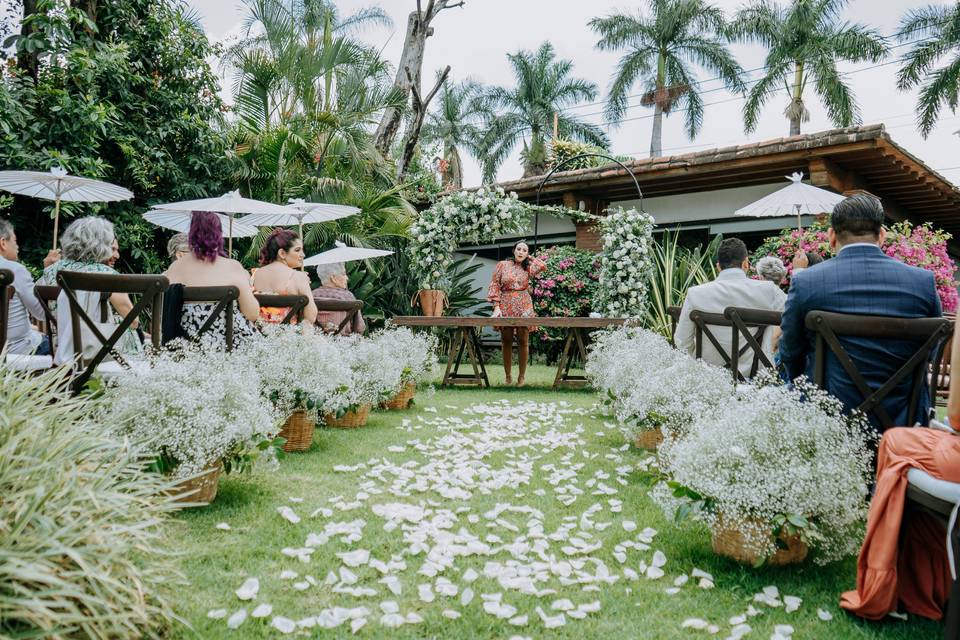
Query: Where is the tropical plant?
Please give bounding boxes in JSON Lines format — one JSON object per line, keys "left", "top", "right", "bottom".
{"left": 645, "top": 229, "right": 720, "bottom": 338}
{"left": 421, "top": 77, "right": 489, "bottom": 189}
{"left": 1, "top": 0, "right": 232, "bottom": 273}
{"left": 0, "top": 364, "right": 180, "bottom": 637}
{"left": 896, "top": 3, "right": 960, "bottom": 137}
{"left": 479, "top": 42, "right": 609, "bottom": 180}
{"left": 590, "top": 0, "right": 746, "bottom": 157}
{"left": 730, "top": 0, "right": 888, "bottom": 135}
{"left": 530, "top": 245, "right": 601, "bottom": 358}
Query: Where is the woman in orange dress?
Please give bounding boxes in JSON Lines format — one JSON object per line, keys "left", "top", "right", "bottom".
{"left": 487, "top": 241, "right": 546, "bottom": 386}
{"left": 840, "top": 321, "right": 960, "bottom": 621}
{"left": 250, "top": 228, "right": 318, "bottom": 325}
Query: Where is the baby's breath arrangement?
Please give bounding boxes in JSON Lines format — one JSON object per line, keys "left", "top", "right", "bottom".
{"left": 103, "top": 344, "right": 281, "bottom": 479}
{"left": 594, "top": 206, "right": 655, "bottom": 318}
{"left": 331, "top": 335, "right": 407, "bottom": 414}
{"left": 654, "top": 377, "right": 874, "bottom": 564}
{"left": 370, "top": 325, "right": 439, "bottom": 391}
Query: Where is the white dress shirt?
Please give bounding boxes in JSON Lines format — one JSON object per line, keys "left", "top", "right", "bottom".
{"left": 0, "top": 255, "right": 45, "bottom": 354}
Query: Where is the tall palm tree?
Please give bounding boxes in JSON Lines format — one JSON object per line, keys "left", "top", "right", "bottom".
{"left": 421, "top": 78, "right": 488, "bottom": 189}
{"left": 480, "top": 42, "right": 609, "bottom": 181}
{"left": 590, "top": 0, "right": 745, "bottom": 158}
{"left": 897, "top": 3, "right": 960, "bottom": 138}
{"left": 731, "top": 0, "right": 888, "bottom": 136}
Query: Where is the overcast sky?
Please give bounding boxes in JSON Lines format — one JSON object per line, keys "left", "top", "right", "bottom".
{"left": 189, "top": 0, "right": 958, "bottom": 187}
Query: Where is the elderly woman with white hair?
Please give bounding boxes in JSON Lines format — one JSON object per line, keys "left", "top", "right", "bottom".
{"left": 311, "top": 262, "right": 366, "bottom": 335}
{"left": 755, "top": 255, "right": 788, "bottom": 285}
{"left": 44, "top": 216, "right": 142, "bottom": 365}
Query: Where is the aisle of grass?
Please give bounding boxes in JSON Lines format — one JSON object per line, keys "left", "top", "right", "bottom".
{"left": 165, "top": 364, "right": 940, "bottom": 639}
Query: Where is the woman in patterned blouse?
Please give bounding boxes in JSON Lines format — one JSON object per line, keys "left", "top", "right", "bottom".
{"left": 487, "top": 241, "right": 546, "bottom": 386}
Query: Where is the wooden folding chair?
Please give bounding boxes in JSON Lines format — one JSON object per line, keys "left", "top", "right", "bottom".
{"left": 805, "top": 310, "right": 953, "bottom": 429}
{"left": 0, "top": 268, "right": 13, "bottom": 349}
{"left": 34, "top": 284, "right": 60, "bottom": 351}
{"left": 724, "top": 306, "right": 783, "bottom": 380}
{"left": 667, "top": 305, "right": 682, "bottom": 346}
{"left": 314, "top": 298, "right": 364, "bottom": 336}
{"left": 181, "top": 285, "right": 241, "bottom": 351}
{"left": 57, "top": 271, "right": 167, "bottom": 392}
{"left": 255, "top": 293, "right": 309, "bottom": 325}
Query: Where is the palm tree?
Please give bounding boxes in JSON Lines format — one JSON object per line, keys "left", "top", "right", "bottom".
{"left": 731, "top": 0, "right": 888, "bottom": 136}
{"left": 421, "top": 78, "right": 488, "bottom": 189}
{"left": 897, "top": 3, "right": 960, "bottom": 138}
{"left": 480, "top": 42, "right": 609, "bottom": 181}
{"left": 590, "top": 0, "right": 745, "bottom": 158}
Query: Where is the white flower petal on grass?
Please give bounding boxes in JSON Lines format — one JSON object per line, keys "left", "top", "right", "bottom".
{"left": 623, "top": 568, "right": 639, "bottom": 581}
{"left": 279, "top": 570, "right": 297, "bottom": 580}
{"left": 728, "top": 623, "right": 751, "bottom": 639}
{"left": 235, "top": 578, "right": 259, "bottom": 601}
{"left": 271, "top": 616, "right": 296, "bottom": 634}
{"left": 691, "top": 568, "right": 713, "bottom": 581}
{"left": 746, "top": 606, "right": 761, "bottom": 617}
{"left": 418, "top": 583, "right": 435, "bottom": 603}
{"left": 651, "top": 550, "right": 667, "bottom": 567}
{"left": 888, "top": 611, "right": 908, "bottom": 621}
{"left": 783, "top": 596, "right": 802, "bottom": 613}
{"left": 646, "top": 566, "right": 665, "bottom": 580}
{"left": 462, "top": 568, "right": 479, "bottom": 583}
{"left": 674, "top": 574, "right": 689, "bottom": 587}
{"left": 773, "top": 624, "right": 794, "bottom": 637}
{"left": 405, "top": 612, "right": 424, "bottom": 624}
{"left": 351, "top": 618, "right": 367, "bottom": 634}
{"left": 276, "top": 506, "right": 301, "bottom": 524}
{"left": 551, "top": 598, "right": 574, "bottom": 611}
{"left": 442, "top": 610, "right": 461, "bottom": 619}
{"left": 252, "top": 604, "right": 273, "bottom": 618}
{"left": 380, "top": 601, "right": 400, "bottom": 614}
{"left": 461, "top": 587, "right": 475, "bottom": 606}
{"left": 340, "top": 568, "right": 358, "bottom": 585}
{"left": 207, "top": 609, "right": 227, "bottom": 619}
{"left": 289, "top": 497, "right": 304, "bottom": 503}
{"left": 380, "top": 613, "right": 406, "bottom": 628}
{"left": 215, "top": 522, "right": 231, "bottom": 531}
{"left": 622, "top": 520, "right": 637, "bottom": 531}
{"left": 817, "top": 608, "right": 833, "bottom": 621}
{"left": 665, "top": 587, "right": 680, "bottom": 595}
{"left": 337, "top": 549, "right": 370, "bottom": 567}
{"left": 699, "top": 578, "right": 715, "bottom": 589}
{"left": 729, "top": 614, "right": 747, "bottom": 625}
{"left": 681, "top": 618, "right": 709, "bottom": 629}
{"left": 509, "top": 614, "right": 528, "bottom": 626}
{"left": 535, "top": 606, "right": 566, "bottom": 629}
{"left": 379, "top": 576, "right": 402, "bottom": 596}
{"left": 579, "top": 601, "right": 600, "bottom": 613}
{"left": 293, "top": 581, "right": 310, "bottom": 591}
{"left": 227, "top": 609, "right": 247, "bottom": 629}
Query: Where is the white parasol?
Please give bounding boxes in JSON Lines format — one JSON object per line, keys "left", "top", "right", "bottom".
{"left": 143, "top": 210, "right": 259, "bottom": 238}
{"left": 734, "top": 172, "right": 845, "bottom": 230}
{"left": 0, "top": 167, "right": 133, "bottom": 250}
{"left": 242, "top": 198, "right": 359, "bottom": 236}
{"left": 152, "top": 190, "right": 291, "bottom": 253}
{"left": 303, "top": 241, "right": 393, "bottom": 267}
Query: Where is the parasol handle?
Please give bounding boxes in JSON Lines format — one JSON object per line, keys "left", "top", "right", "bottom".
{"left": 52, "top": 197, "right": 61, "bottom": 251}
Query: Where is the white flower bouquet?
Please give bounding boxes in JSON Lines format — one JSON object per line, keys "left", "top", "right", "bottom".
{"left": 409, "top": 187, "right": 530, "bottom": 291}
{"left": 102, "top": 345, "right": 282, "bottom": 480}
{"left": 327, "top": 334, "right": 406, "bottom": 418}
{"left": 653, "top": 377, "right": 873, "bottom": 565}
{"left": 371, "top": 326, "right": 439, "bottom": 390}
{"left": 594, "top": 206, "right": 656, "bottom": 318}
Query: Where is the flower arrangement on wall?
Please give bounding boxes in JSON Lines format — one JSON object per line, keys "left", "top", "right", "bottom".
{"left": 593, "top": 207, "right": 656, "bottom": 318}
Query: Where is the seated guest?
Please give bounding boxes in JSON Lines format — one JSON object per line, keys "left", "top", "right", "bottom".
{"left": 51, "top": 217, "right": 142, "bottom": 366}
{"left": 789, "top": 250, "right": 825, "bottom": 273}
{"left": 0, "top": 219, "right": 50, "bottom": 355}
{"left": 756, "top": 255, "right": 788, "bottom": 285}
{"left": 312, "top": 262, "right": 366, "bottom": 336}
{"left": 250, "top": 228, "right": 317, "bottom": 325}
{"left": 675, "top": 238, "right": 786, "bottom": 377}
{"left": 167, "top": 233, "right": 189, "bottom": 263}
{"left": 164, "top": 211, "right": 260, "bottom": 350}
{"left": 779, "top": 193, "right": 941, "bottom": 432}
{"left": 840, "top": 320, "right": 960, "bottom": 621}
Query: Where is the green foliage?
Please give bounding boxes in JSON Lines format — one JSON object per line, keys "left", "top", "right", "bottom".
{"left": 422, "top": 77, "right": 489, "bottom": 189}
{"left": 644, "top": 229, "right": 720, "bottom": 338}
{"left": 0, "top": 365, "right": 180, "bottom": 637}
{"left": 530, "top": 245, "right": 601, "bottom": 358}
{"left": 1, "top": 0, "right": 232, "bottom": 273}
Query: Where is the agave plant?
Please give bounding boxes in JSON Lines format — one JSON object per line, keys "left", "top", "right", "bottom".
{"left": 0, "top": 365, "right": 180, "bottom": 637}
{"left": 644, "top": 229, "right": 721, "bottom": 338}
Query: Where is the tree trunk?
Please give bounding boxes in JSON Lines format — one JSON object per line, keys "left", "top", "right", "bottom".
{"left": 373, "top": 1, "right": 463, "bottom": 157}
{"left": 522, "top": 131, "right": 548, "bottom": 178}
{"left": 398, "top": 65, "right": 451, "bottom": 180}
{"left": 16, "top": 0, "right": 39, "bottom": 81}
{"left": 444, "top": 143, "right": 463, "bottom": 189}
{"left": 649, "top": 102, "right": 663, "bottom": 158}
{"left": 789, "top": 61, "right": 804, "bottom": 136}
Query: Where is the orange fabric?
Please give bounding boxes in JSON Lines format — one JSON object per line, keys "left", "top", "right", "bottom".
{"left": 251, "top": 268, "right": 296, "bottom": 324}
{"left": 840, "top": 427, "right": 960, "bottom": 620}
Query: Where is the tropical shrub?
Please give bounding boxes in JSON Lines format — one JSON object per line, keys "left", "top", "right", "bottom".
{"left": 530, "top": 245, "right": 601, "bottom": 356}
{"left": 103, "top": 345, "right": 281, "bottom": 479}
{"left": 653, "top": 377, "right": 873, "bottom": 565}
{"left": 408, "top": 187, "right": 530, "bottom": 291}
{"left": 884, "top": 221, "right": 958, "bottom": 313}
{"left": 644, "top": 229, "right": 720, "bottom": 338}
{"left": 594, "top": 206, "right": 656, "bottom": 318}
{"left": 0, "top": 365, "right": 180, "bottom": 637}
{"left": 549, "top": 138, "right": 607, "bottom": 170}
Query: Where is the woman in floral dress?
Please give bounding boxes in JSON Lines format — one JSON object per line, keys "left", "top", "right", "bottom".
{"left": 487, "top": 241, "right": 546, "bottom": 386}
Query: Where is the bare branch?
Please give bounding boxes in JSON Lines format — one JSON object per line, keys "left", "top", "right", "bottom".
{"left": 423, "top": 65, "right": 451, "bottom": 107}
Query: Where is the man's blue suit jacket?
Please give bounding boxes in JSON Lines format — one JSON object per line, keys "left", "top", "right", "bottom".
{"left": 779, "top": 244, "right": 942, "bottom": 430}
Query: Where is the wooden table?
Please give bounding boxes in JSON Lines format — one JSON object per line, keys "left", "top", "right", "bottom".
{"left": 393, "top": 316, "right": 628, "bottom": 389}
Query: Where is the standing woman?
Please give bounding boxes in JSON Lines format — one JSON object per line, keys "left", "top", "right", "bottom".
{"left": 487, "top": 241, "right": 546, "bottom": 386}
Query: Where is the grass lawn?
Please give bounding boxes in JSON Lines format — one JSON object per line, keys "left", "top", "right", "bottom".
{"left": 165, "top": 364, "right": 942, "bottom": 639}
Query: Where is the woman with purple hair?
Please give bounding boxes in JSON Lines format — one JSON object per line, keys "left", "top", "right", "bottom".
{"left": 164, "top": 211, "right": 260, "bottom": 349}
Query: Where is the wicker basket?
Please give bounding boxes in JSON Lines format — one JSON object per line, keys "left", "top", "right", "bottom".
{"left": 634, "top": 426, "right": 664, "bottom": 450}
{"left": 170, "top": 463, "right": 222, "bottom": 506}
{"left": 325, "top": 403, "right": 372, "bottom": 429}
{"left": 711, "top": 514, "right": 809, "bottom": 566}
{"left": 383, "top": 383, "right": 416, "bottom": 410}
{"left": 279, "top": 409, "right": 316, "bottom": 452}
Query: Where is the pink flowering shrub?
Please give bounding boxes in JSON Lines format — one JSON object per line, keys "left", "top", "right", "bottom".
{"left": 883, "top": 222, "right": 958, "bottom": 313}
{"left": 530, "top": 245, "right": 601, "bottom": 357}
{"left": 752, "top": 219, "right": 958, "bottom": 312}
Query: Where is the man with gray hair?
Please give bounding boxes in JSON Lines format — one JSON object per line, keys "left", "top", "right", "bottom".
{"left": 0, "top": 219, "right": 50, "bottom": 354}
{"left": 312, "top": 262, "right": 366, "bottom": 335}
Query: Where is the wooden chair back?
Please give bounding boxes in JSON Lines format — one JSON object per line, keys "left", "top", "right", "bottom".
{"left": 181, "top": 285, "right": 241, "bottom": 351}
{"left": 724, "top": 307, "right": 783, "bottom": 379}
{"left": 805, "top": 310, "right": 953, "bottom": 428}
{"left": 34, "top": 284, "right": 60, "bottom": 350}
{"left": 314, "top": 298, "right": 364, "bottom": 336}
{"left": 667, "top": 305, "right": 682, "bottom": 346}
{"left": 254, "top": 292, "right": 309, "bottom": 325}
{"left": 0, "top": 268, "right": 13, "bottom": 349}
{"left": 57, "top": 271, "right": 167, "bottom": 391}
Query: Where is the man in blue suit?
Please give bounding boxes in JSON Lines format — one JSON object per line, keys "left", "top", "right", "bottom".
{"left": 779, "top": 193, "right": 942, "bottom": 432}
